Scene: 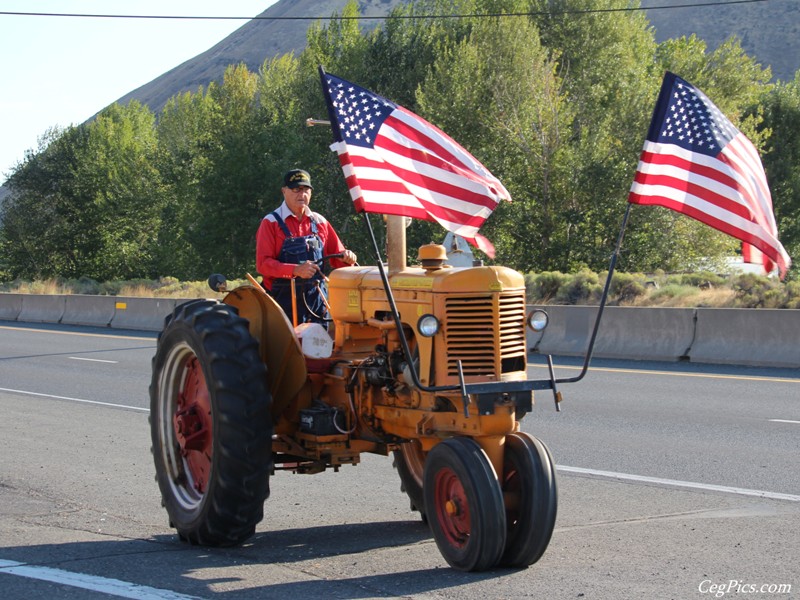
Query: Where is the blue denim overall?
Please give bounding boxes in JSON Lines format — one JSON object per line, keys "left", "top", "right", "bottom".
{"left": 268, "top": 212, "right": 328, "bottom": 326}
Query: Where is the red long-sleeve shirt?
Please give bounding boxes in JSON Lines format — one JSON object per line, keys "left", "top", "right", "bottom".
{"left": 256, "top": 202, "right": 349, "bottom": 291}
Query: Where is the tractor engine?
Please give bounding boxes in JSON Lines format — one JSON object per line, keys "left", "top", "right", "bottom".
{"left": 290, "top": 242, "right": 534, "bottom": 456}
{"left": 327, "top": 243, "right": 530, "bottom": 394}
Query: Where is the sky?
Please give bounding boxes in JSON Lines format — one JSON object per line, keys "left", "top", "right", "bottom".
{"left": 0, "top": 1, "right": 278, "bottom": 185}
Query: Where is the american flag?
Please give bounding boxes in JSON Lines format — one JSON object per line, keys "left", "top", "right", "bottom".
{"left": 629, "top": 71, "right": 790, "bottom": 278}
{"left": 320, "top": 69, "right": 510, "bottom": 257}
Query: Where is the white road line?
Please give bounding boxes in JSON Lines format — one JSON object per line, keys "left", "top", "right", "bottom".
{"left": 69, "top": 356, "right": 119, "bottom": 364}
{"left": 558, "top": 465, "right": 800, "bottom": 502}
{"left": 0, "top": 324, "right": 153, "bottom": 341}
{"left": 0, "top": 387, "right": 147, "bottom": 412}
{"left": 529, "top": 362, "right": 800, "bottom": 384}
{"left": 0, "top": 560, "right": 199, "bottom": 599}
{"left": 769, "top": 419, "right": 800, "bottom": 425}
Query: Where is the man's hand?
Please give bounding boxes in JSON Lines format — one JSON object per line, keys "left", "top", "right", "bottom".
{"left": 292, "top": 261, "right": 321, "bottom": 279}
{"left": 342, "top": 249, "right": 357, "bottom": 265}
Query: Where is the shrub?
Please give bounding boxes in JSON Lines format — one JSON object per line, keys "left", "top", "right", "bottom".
{"left": 610, "top": 272, "right": 647, "bottom": 305}
{"left": 5, "top": 271, "right": 800, "bottom": 307}
{"left": 673, "top": 271, "right": 726, "bottom": 288}
{"left": 763, "top": 288, "right": 787, "bottom": 308}
{"left": 555, "top": 269, "right": 602, "bottom": 305}
{"left": 786, "top": 281, "right": 800, "bottom": 309}
{"left": 76, "top": 276, "right": 101, "bottom": 295}
{"left": 640, "top": 283, "right": 698, "bottom": 306}
{"left": 730, "top": 273, "right": 779, "bottom": 308}
{"left": 525, "top": 271, "right": 568, "bottom": 303}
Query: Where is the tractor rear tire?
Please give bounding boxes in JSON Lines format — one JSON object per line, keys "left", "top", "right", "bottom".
{"left": 392, "top": 440, "right": 428, "bottom": 523}
{"left": 498, "top": 432, "right": 558, "bottom": 568}
{"left": 150, "top": 299, "right": 272, "bottom": 547}
{"left": 423, "top": 437, "right": 506, "bottom": 571}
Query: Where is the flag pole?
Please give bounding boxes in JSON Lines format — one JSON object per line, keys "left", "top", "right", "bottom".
{"left": 361, "top": 213, "right": 481, "bottom": 403}
{"left": 554, "top": 203, "right": 632, "bottom": 386}
{"left": 361, "top": 213, "right": 439, "bottom": 391}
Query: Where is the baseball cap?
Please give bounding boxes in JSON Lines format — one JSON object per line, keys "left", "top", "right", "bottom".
{"left": 284, "top": 169, "right": 313, "bottom": 189}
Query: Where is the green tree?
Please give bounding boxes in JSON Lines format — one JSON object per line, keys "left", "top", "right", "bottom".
{"left": 189, "top": 64, "right": 268, "bottom": 277}
{"left": 301, "top": 1, "right": 412, "bottom": 264}
{"left": 416, "top": 7, "right": 575, "bottom": 269}
{"left": 1, "top": 126, "right": 90, "bottom": 278}
{"left": 757, "top": 73, "right": 800, "bottom": 278}
{"left": 2, "top": 102, "right": 162, "bottom": 281}
{"left": 155, "top": 87, "right": 218, "bottom": 278}
{"left": 80, "top": 102, "right": 163, "bottom": 280}
{"left": 522, "top": 0, "right": 660, "bottom": 271}
{"left": 364, "top": 0, "right": 476, "bottom": 106}
{"left": 303, "top": 0, "right": 370, "bottom": 86}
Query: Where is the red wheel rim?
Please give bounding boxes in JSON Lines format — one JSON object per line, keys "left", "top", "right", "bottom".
{"left": 173, "top": 356, "right": 213, "bottom": 493}
{"left": 433, "top": 466, "right": 471, "bottom": 547}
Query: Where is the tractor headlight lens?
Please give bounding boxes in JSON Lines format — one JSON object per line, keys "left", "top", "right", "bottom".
{"left": 417, "top": 314, "right": 440, "bottom": 337}
{"left": 527, "top": 309, "right": 549, "bottom": 332}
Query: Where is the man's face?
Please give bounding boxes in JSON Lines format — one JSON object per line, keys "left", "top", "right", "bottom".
{"left": 283, "top": 185, "right": 312, "bottom": 218}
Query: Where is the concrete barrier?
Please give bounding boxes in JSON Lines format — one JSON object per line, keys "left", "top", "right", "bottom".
{"left": 16, "top": 295, "right": 66, "bottom": 324}
{"left": 0, "top": 293, "right": 24, "bottom": 321}
{"left": 6, "top": 294, "right": 800, "bottom": 368}
{"left": 532, "top": 305, "right": 599, "bottom": 356}
{"left": 595, "top": 306, "right": 696, "bottom": 361}
{"left": 532, "top": 305, "right": 697, "bottom": 362}
{"left": 61, "top": 295, "right": 117, "bottom": 328}
{"left": 110, "top": 297, "right": 178, "bottom": 331}
{"left": 690, "top": 308, "right": 800, "bottom": 367}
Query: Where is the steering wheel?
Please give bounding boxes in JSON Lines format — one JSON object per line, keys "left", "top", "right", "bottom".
{"left": 315, "top": 252, "right": 345, "bottom": 267}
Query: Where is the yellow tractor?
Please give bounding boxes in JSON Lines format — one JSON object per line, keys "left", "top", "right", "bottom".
{"left": 150, "top": 214, "right": 583, "bottom": 572}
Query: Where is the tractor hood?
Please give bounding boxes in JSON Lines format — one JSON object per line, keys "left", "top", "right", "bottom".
{"left": 328, "top": 264, "right": 526, "bottom": 295}
{"left": 327, "top": 264, "right": 526, "bottom": 325}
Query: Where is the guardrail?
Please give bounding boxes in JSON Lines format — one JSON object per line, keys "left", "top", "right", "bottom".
{"left": 529, "top": 306, "right": 697, "bottom": 362}
{"left": 2, "top": 293, "right": 799, "bottom": 368}
{"left": 0, "top": 293, "right": 173, "bottom": 333}
{"left": 525, "top": 304, "right": 800, "bottom": 368}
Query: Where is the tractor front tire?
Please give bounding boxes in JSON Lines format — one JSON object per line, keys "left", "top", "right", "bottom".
{"left": 423, "top": 437, "right": 506, "bottom": 571}
{"left": 150, "top": 299, "right": 272, "bottom": 546}
{"left": 498, "top": 432, "right": 558, "bottom": 568}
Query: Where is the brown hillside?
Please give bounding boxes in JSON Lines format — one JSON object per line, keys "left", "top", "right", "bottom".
{"left": 116, "top": 0, "right": 800, "bottom": 115}
{"left": 114, "top": 0, "right": 406, "bottom": 113}
{"left": 640, "top": 0, "right": 800, "bottom": 82}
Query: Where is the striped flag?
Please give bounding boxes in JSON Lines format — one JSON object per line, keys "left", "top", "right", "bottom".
{"left": 629, "top": 71, "right": 790, "bottom": 278}
{"left": 320, "top": 69, "right": 510, "bottom": 258}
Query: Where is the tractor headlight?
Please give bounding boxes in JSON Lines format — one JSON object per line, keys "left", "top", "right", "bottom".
{"left": 526, "top": 309, "right": 549, "bottom": 332}
{"left": 417, "top": 314, "right": 440, "bottom": 337}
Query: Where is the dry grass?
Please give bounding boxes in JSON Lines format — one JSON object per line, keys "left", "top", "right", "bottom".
{"left": 631, "top": 286, "right": 736, "bottom": 308}
{"left": 5, "top": 280, "right": 74, "bottom": 295}
{"left": 1, "top": 275, "right": 791, "bottom": 308}
{"left": 116, "top": 283, "right": 158, "bottom": 297}
{"left": 0, "top": 277, "right": 247, "bottom": 298}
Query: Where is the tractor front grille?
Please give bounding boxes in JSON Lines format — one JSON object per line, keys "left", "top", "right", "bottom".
{"left": 443, "top": 292, "right": 527, "bottom": 379}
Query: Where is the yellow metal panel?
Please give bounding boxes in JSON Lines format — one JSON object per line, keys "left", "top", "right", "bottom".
{"left": 223, "top": 284, "right": 307, "bottom": 419}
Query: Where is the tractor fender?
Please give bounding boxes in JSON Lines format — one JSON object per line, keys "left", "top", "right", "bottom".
{"left": 222, "top": 284, "right": 307, "bottom": 419}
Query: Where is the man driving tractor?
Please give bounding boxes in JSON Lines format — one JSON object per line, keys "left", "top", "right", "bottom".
{"left": 256, "top": 168, "right": 357, "bottom": 325}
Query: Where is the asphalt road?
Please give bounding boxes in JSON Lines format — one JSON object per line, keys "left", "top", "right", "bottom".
{"left": 1, "top": 321, "right": 798, "bottom": 599}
